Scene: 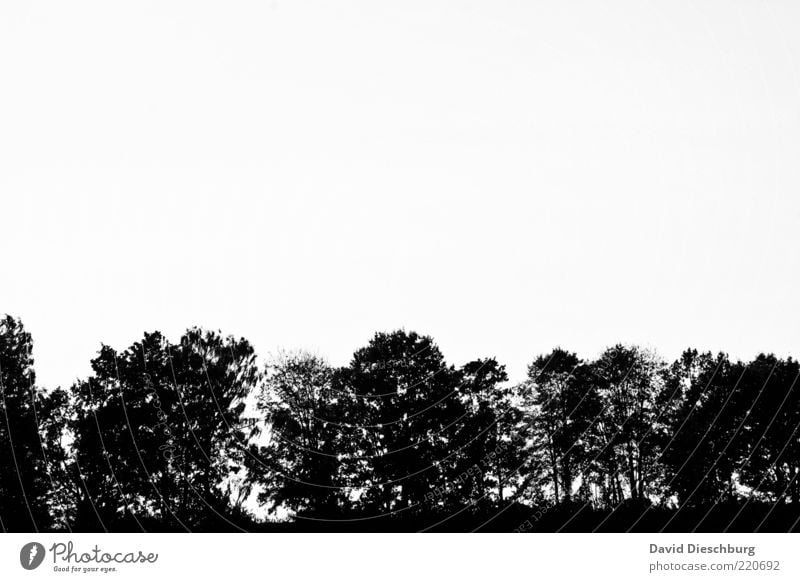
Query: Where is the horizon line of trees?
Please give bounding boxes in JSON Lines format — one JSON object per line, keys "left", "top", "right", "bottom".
{"left": 2, "top": 313, "right": 799, "bottom": 532}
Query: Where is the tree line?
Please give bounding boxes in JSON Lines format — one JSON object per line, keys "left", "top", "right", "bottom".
{"left": 1, "top": 314, "right": 799, "bottom": 532}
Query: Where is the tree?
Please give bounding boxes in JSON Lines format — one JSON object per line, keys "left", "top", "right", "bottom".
{"left": 519, "top": 349, "right": 601, "bottom": 505}
{"left": 0, "top": 315, "right": 69, "bottom": 532}
{"left": 591, "top": 345, "right": 664, "bottom": 506}
{"left": 246, "top": 351, "right": 352, "bottom": 518}
{"left": 69, "top": 328, "right": 259, "bottom": 531}
{"left": 342, "top": 330, "right": 466, "bottom": 515}
{"left": 736, "top": 356, "right": 800, "bottom": 504}
{"left": 659, "top": 350, "right": 740, "bottom": 507}
{"left": 448, "top": 358, "right": 520, "bottom": 508}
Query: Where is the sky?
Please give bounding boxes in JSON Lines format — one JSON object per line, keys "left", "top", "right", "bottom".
{"left": 2, "top": 0, "right": 799, "bottom": 389}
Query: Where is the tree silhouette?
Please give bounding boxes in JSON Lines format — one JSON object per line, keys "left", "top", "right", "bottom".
{"left": 246, "top": 351, "right": 352, "bottom": 519}
{"left": 737, "top": 357, "right": 800, "bottom": 504}
{"left": 592, "top": 345, "right": 664, "bottom": 507}
{"left": 2, "top": 313, "right": 800, "bottom": 532}
{"left": 341, "top": 330, "right": 465, "bottom": 515}
{"left": 0, "top": 315, "right": 68, "bottom": 532}
{"left": 452, "top": 358, "right": 518, "bottom": 509}
{"left": 69, "top": 328, "right": 259, "bottom": 531}
{"left": 518, "top": 349, "right": 601, "bottom": 506}
{"left": 659, "top": 350, "right": 740, "bottom": 507}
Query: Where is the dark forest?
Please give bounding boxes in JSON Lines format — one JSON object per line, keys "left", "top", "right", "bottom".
{"left": 1, "top": 314, "right": 799, "bottom": 532}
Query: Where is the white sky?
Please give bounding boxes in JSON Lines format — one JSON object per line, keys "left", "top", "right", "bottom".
{"left": 2, "top": 0, "right": 799, "bottom": 389}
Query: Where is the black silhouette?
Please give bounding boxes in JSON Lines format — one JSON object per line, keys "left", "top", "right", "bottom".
{"left": 1, "top": 314, "right": 799, "bottom": 532}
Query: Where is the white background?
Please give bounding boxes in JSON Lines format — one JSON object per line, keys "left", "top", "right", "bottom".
{"left": 0, "top": 533, "right": 798, "bottom": 581}
{"left": 1, "top": 0, "right": 799, "bottom": 388}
